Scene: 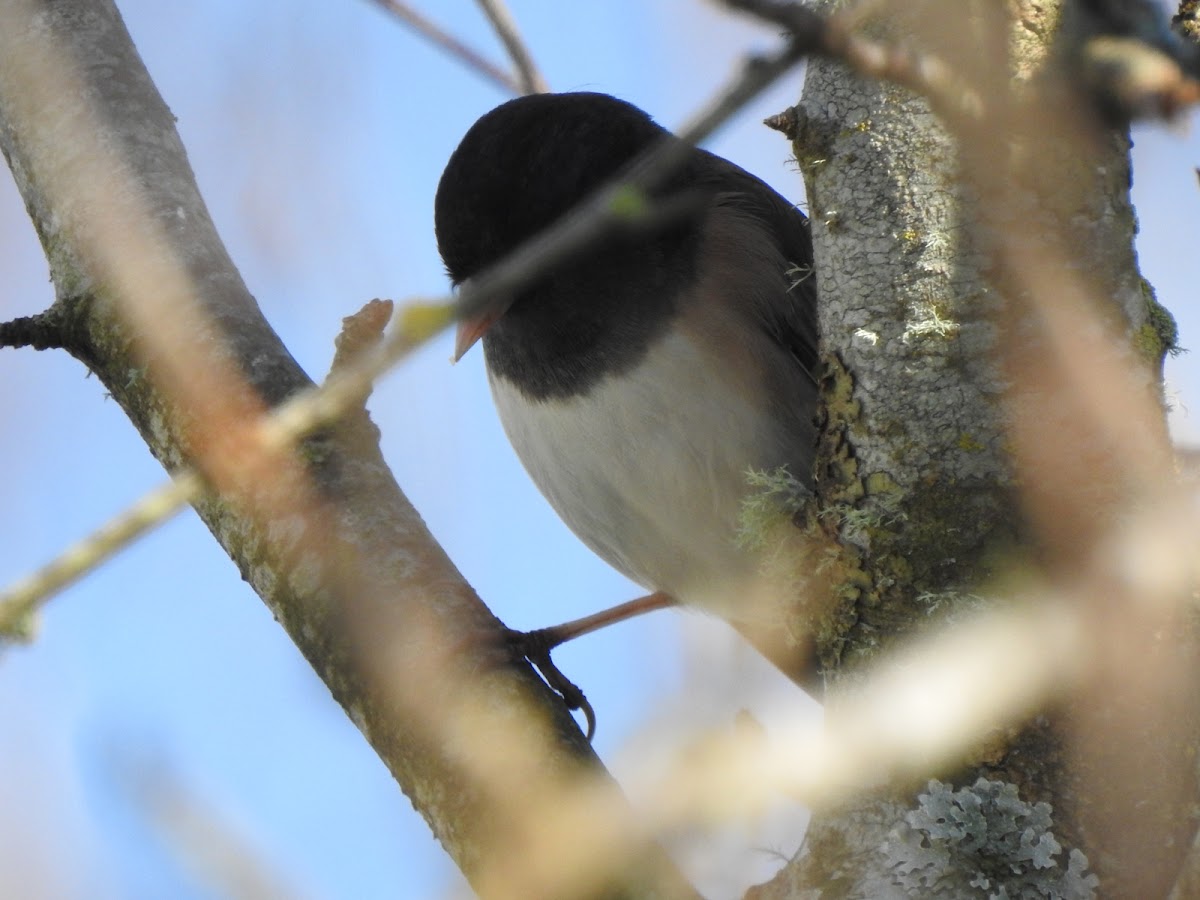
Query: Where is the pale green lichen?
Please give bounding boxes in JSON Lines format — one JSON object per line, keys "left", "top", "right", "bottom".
{"left": 1139, "top": 279, "right": 1180, "bottom": 362}
{"left": 124, "top": 365, "right": 149, "bottom": 389}
{"left": 737, "top": 466, "right": 808, "bottom": 552}
{"left": 877, "top": 778, "right": 1098, "bottom": 899}
{"left": 904, "top": 301, "right": 960, "bottom": 341}
{"left": 823, "top": 483, "right": 908, "bottom": 549}
{"left": 854, "top": 328, "right": 880, "bottom": 346}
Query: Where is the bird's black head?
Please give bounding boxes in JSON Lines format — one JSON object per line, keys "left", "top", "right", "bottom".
{"left": 434, "top": 92, "right": 669, "bottom": 285}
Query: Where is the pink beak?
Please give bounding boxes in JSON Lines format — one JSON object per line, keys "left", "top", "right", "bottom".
{"left": 452, "top": 289, "right": 517, "bottom": 362}
{"left": 452, "top": 307, "right": 502, "bottom": 362}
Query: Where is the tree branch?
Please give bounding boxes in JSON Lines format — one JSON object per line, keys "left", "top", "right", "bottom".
{"left": 474, "top": 0, "right": 548, "bottom": 94}
{"left": 0, "top": 471, "right": 202, "bottom": 639}
{"left": 0, "top": 28, "right": 809, "bottom": 648}
{"left": 0, "top": 309, "right": 67, "bottom": 350}
{"left": 368, "top": 0, "right": 524, "bottom": 96}
{"left": 745, "top": 0, "right": 1199, "bottom": 894}
{"left": 0, "top": 1, "right": 701, "bottom": 896}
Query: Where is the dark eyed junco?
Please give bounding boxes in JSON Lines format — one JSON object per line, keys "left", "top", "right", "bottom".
{"left": 435, "top": 92, "right": 819, "bottom": 731}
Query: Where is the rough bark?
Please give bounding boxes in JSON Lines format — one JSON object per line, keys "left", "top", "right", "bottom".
{"left": 5, "top": 0, "right": 1198, "bottom": 897}
{"left": 755, "top": 1, "right": 1200, "bottom": 897}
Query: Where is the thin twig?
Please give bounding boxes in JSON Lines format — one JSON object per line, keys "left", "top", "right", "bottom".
{"left": 726, "top": 0, "right": 982, "bottom": 121}
{"left": 369, "top": 0, "right": 522, "bottom": 96}
{"left": 0, "top": 471, "right": 202, "bottom": 637}
{"left": 0, "top": 309, "right": 66, "bottom": 350}
{"left": 0, "top": 33, "right": 812, "bottom": 637}
{"left": 474, "top": 0, "right": 548, "bottom": 94}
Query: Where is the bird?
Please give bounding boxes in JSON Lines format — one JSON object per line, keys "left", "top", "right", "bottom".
{"left": 434, "top": 92, "right": 819, "bottom": 736}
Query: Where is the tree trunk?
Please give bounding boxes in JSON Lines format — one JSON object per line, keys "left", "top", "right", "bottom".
{"left": 4, "top": 0, "right": 1197, "bottom": 897}
{"left": 760, "top": 2, "right": 1200, "bottom": 897}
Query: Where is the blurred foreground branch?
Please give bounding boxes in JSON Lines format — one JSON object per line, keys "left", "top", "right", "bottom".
{"left": 0, "top": 1, "right": 704, "bottom": 897}
{"left": 0, "top": 3, "right": 816, "bottom": 646}
{"left": 368, "top": 0, "right": 524, "bottom": 95}
{"left": 4, "top": 0, "right": 1200, "bottom": 896}
{"left": 756, "top": 0, "right": 1200, "bottom": 895}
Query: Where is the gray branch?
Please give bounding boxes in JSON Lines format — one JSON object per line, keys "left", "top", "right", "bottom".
{"left": 0, "top": 0, "right": 698, "bottom": 896}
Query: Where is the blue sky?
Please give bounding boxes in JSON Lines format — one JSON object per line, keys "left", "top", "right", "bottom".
{"left": 1, "top": 2, "right": 1198, "bottom": 899}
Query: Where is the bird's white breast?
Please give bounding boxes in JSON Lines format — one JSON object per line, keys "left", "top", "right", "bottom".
{"left": 488, "top": 329, "right": 784, "bottom": 615}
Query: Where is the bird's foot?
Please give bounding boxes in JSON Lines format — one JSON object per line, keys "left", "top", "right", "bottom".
{"left": 506, "top": 626, "right": 597, "bottom": 740}
{"left": 505, "top": 593, "right": 678, "bottom": 741}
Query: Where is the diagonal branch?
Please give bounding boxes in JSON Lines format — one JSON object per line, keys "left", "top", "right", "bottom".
{"left": 368, "top": 0, "right": 523, "bottom": 95}
{"left": 0, "top": 1, "right": 700, "bottom": 896}
{"left": 0, "top": 0, "right": 837, "bottom": 893}
{"left": 474, "top": 0, "right": 548, "bottom": 94}
{"left": 0, "top": 33, "right": 809, "bottom": 650}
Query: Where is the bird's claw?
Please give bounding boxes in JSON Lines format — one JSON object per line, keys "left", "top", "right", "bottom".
{"left": 506, "top": 627, "right": 597, "bottom": 741}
